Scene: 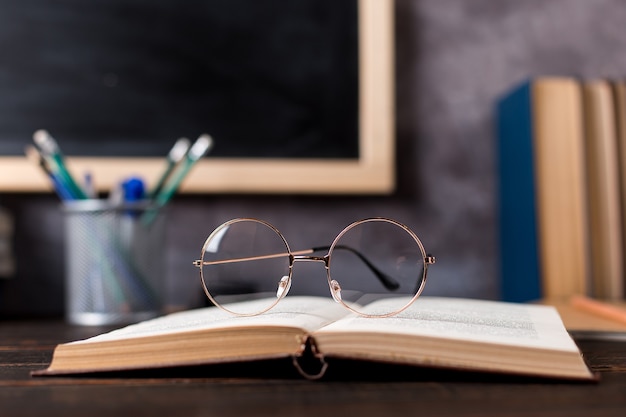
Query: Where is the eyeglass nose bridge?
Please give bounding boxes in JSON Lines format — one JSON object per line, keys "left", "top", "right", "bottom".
{"left": 290, "top": 254, "right": 343, "bottom": 303}
{"left": 291, "top": 253, "right": 329, "bottom": 266}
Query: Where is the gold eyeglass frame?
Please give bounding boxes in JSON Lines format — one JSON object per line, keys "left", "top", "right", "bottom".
{"left": 193, "top": 217, "right": 436, "bottom": 318}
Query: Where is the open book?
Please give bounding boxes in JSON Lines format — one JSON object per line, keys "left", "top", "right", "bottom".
{"left": 34, "top": 296, "right": 595, "bottom": 380}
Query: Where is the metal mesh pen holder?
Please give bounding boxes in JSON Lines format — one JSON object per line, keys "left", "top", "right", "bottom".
{"left": 63, "top": 200, "right": 166, "bottom": 326}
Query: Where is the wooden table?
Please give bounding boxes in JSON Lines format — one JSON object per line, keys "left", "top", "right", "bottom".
{"left": 1, "top": 320, "right": 625, "bottom": 416}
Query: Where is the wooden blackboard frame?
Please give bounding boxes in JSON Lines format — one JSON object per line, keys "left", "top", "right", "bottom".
{"left": 0, "top": 0, "right": 394, "bottom": 194}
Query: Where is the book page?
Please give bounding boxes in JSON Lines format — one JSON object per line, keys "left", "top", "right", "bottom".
{"left": 317, "top": 297, "right": 580, "bottom": 352}
{"left": 74, "top": 296, "right": 349, "bottom": 344}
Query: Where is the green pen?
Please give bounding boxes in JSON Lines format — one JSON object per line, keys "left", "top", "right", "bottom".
{"left": 142, "top": 134, "right": 213, "bottom": 225}
{"left": 149, "top": 137, "right": 191, "bottom": 199}
{"left": 33, "top": 130, "right": 88, "bottom": 200}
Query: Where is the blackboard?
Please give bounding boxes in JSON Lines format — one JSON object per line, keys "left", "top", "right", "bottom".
{"left": 0, "top": 0, "right": 395, "bottom": 194}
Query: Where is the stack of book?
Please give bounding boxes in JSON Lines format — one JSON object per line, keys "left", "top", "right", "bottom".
{"left": 497, "top": 77, "right": 626, "bottom": 303}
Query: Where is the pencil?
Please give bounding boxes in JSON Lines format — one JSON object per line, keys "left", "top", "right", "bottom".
{"left": 570, "top": 294, "right": 626, "bottom": 325}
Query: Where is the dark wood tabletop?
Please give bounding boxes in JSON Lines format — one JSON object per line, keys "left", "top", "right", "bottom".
{"left": 1, "top": 320, "right": 626, "bottom": 417}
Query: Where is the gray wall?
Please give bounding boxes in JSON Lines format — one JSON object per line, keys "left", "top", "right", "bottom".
{"left": 2, "top": 0, "right": 626, "bottom": 317}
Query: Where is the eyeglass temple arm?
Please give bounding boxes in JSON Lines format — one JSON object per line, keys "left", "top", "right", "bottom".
{"left": 194, "top": 246, "right": 401, "bottom": 291}
{"left": 193, "top": 247, "right": 435, "bottom": 292}
{"left": 311, "top": 245, "right": 400, "bottom": 291}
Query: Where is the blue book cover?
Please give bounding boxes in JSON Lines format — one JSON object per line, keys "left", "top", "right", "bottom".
{"left": 496, "top": 81, "right": 542, "bottom": 303}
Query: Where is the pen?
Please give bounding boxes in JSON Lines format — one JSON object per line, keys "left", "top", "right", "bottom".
{"left": 153, "top": 134, "right": 213, "bottom": 207}
{"left": 149, "top": 137, "right": 191, "bottom": 199}
{"left": 83, "top": 172, "right": 96, "bottom": 199}
{"left": 24, "top": 145, "right": 75, "bottom": 201}
{"left": 33, "top": 130, "right": 88, "bottom": 200}
{"left": 142, "top": 134, "right": 213, "bottom": 225}
{"left": 570, "top": 295, "right": 626, "bottom": 325}
{"left": 123, "top": 177, "right": 146, "bottom": 203}
{"left": 121, "top": 176, "right": 146, "bottom": 217}
{"left": 109, "top": 176, "right": 145, "bottom": 207}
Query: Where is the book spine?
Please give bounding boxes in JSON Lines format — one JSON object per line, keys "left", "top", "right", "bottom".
{"left": 584, "top": 80, "right": 624, "bottom": 300}
{"left": 496, "top": 81, "right": 542, "bottom": 302}
{"left": 531, "top": 79, "right": 588, "bottom": 300}
{"left": 613, "top": 80, "right": 626, "bottom": 300}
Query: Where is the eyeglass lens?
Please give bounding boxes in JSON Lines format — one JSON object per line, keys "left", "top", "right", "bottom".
{"left": 200, "top": 219, "right": 290, "bottom": 315}
{"left": 199, "top": 218, "right": 427, "bottom": 316}
{"left": 327, "top": 219, "right": 427, "bottom": 315}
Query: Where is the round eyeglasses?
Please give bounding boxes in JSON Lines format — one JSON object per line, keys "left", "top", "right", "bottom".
{"left": 193, "top": 217, "right": 435, "bottom": 317}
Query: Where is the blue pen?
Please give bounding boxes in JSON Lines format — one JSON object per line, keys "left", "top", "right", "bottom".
{"left": 121, "top": 177, "right": 146, "bottom": 217}
{"left": 122, "top": 177, "right": 146, "bottom": 203}
{"left": 116, "top": 176, "right": 158, "bottom": 305}
{"left": 24, "top": 145, "right": 75, "bottom": 201}
{"left": 33, "top": 130, "right": 88, "bottom": 200}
